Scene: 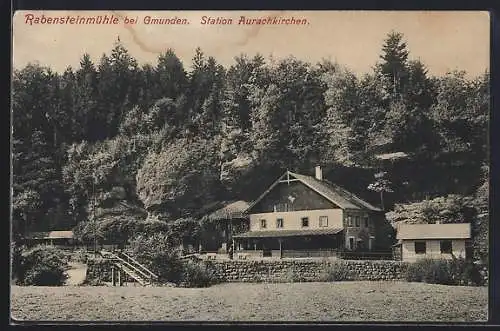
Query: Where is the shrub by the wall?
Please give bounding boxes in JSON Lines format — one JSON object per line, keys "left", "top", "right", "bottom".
{"left": 180, "top": 260, "right": 219, "bottom": 288}
{"left": 128, "top": 233, "right": 184, "bottom": 283}
{"left": 405, "top": 257, "right": 485, "bottom": 286}
{"left": 448, "top": 257, "right": 485, "bottom": 286}
{"left": 85, "top": 258, "right": 112, "bottom": 283}
{"left": 18, "top": 245, "right": 69, "bottom": 286}
{"left": 405, "top": 259, "right": 454, "bottom": 285}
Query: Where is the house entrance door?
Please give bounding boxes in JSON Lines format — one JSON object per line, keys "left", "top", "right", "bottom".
{"left": 262, "top": 241, "right": 272, "bottom": 257}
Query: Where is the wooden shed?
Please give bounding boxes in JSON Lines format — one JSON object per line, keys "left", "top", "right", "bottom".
{"left": 24, "top": 230, "right": 76, "bottom": 247}
{"left": 394, "top": 223, "right": 471, "bottom": 262}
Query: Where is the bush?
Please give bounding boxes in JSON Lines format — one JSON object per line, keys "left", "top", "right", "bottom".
{"left": 180, "top": 260, "right": 218, "bottom": 288}
{"left": 405, "top": 257, "right": 485, "bottom": 286}
{"left": 11, "top": 241, "right": 24, "bottom": 283}
{"left": 73, "top": 248, "right": 92, "bottom": 263}
{"left": 128, "top": 233, "right": 185, "bottom": 283}
{"left": 320, "top": 261, "right": 352, "bottom": 281}
{"left": 449, "top": 257, "right": 485, "bottom": 286}
{"left": 18, "top": 245, "right": 69, "bottom": 286}
{"left": 405, "top": 259, "right": 454, "bottom": 285}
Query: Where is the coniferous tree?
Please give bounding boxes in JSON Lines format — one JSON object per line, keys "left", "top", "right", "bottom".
{"left": 377, "top": 31, "right": 409, "bottom": 98}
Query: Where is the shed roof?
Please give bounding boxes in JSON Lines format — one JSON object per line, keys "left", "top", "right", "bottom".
{"left": 396, "top": 223, "right": 471, "bottom": 240}
{"left": 233, "top": 228, "right": 343, "bottom": 238}
{"left": 375, "top": 152, "right": 409, "bottom": 160}
{"left": 48, "top": 231, "right": 74, "bottom": 239}
{"left": 27, "top": 231, "right": 74, "bottom": 239}
{"left": 207, "top": 200, "right": 250, "bottom": 220}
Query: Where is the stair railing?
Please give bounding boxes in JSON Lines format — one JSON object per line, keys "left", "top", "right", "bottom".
{"left": 107, "top": 252, "right": 156, "bottom": 285}
{"left": 117, "top": 263, "right": 148, "bottom": 286}
{"left": 116, "top": 251, "right": 159, "bottom": 281}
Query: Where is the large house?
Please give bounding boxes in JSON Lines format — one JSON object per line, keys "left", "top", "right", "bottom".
{"left": 232, "top": 167, "right": 385, "bottom": 259}
{"left": 394, "top": 223, "right": 472, "bottom": 262}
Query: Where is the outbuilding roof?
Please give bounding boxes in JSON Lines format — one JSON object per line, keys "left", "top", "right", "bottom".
{"left": 396, "top": 223, "right": 471, "bottom": 240}
{"left": 27, "top": 231, "right": 74, "bottom": 239}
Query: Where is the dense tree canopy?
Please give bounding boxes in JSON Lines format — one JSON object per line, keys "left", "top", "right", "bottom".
{"left": 11, "top": 34, "right": 489, "bottom": 261}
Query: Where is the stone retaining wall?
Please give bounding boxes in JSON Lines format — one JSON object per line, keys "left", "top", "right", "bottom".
{"left": 85, "top": 258, "right": 136, "bottom": 284}
{"left": 85, "top": 257, "right": 488, "bottom": 285}
{"left": 204, "top": 259, "right": 409, "bottom": 282}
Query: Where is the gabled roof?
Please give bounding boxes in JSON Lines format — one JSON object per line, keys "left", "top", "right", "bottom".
{"left": 246, "top": 170, "right": 382, "bottom": 213}
{"left": 396, "top": 223, "right": 471, "bottom": 240}
{"left": 289, "top": 172, "right": 382, "bottom": 211}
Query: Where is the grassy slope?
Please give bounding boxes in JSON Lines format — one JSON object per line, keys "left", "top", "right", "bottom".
{"left": 11, "top": 281, "right": 487, "bottom": 322}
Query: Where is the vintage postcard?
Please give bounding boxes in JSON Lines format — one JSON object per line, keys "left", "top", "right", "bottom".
{"left": 11, "top": 10, "right": 490, "bottom": 323}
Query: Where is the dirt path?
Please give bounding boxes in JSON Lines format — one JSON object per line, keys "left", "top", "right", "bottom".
{"left": 64, "top": 262, "right": 87, "bottom": 286}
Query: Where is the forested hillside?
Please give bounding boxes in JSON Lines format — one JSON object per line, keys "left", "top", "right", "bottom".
{"left": 12, "top": 32, "right": 489, "bottom": 260}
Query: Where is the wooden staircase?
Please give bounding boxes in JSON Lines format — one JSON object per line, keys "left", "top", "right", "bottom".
{"left": 100, "top": 250, "right": 159, "bottom": 286}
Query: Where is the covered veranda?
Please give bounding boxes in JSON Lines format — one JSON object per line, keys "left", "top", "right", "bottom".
{"left": 233, "top": 228, "right": 344, "bottom": 259}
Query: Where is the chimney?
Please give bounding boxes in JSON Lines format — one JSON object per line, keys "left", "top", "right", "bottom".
{"left": 315, "top": 165, "right": 323, "bottom": 181}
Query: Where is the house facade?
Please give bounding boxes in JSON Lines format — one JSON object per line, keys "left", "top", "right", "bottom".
{"left": 233, "top": 167, "right": 384, "bottom": 259}
{"left": 394, "top": 223, "right": 471, "bottom": 262}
